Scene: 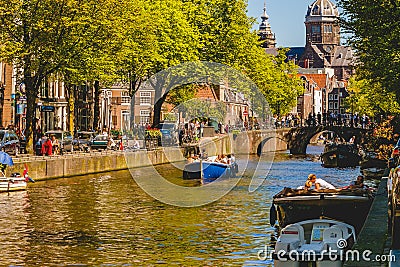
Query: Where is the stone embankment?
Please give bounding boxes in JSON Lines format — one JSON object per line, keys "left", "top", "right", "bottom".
{"left": 7, "top": 130, "right": 287, "bottom": 181}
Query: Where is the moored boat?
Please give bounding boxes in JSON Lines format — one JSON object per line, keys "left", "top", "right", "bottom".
{"left": 361, "top": 167, "right": 386, "bottom": 179}
{"left": 0, "top": 176, "right": 27, "bottom": 192}
{"left": 360, "top": 152, "right": 387, "bottom": 170}
{"left": 270, "top": 187, "right": 374, "bottom": 232}
{"left": 320, "top": 143, "right": 361, "bottom": 168}
{"left": 273, "top": 218, "right": 356, "bottom": 267}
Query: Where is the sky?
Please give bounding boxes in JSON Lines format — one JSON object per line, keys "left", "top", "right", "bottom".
{"left": 247, "top": 0, "right": 338, "bottom": 47}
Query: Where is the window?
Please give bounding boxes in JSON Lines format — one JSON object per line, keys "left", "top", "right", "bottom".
{"left": 140, "top": 110, "right": 150, "bottom": 124}
{"left": 140, "top": 91, "right": 152, "bottom": 105}
{"left": 324, "top": 25, "right": 333, "bottom": 33}
{"left": 121, "top": 91, "right": 130, "bottom": 104}
{"left": 328, "top": 94, "right": 333, "bottom": 100}
{"left": 334, "top": 102, "right": 338, "bottom": 109}
{"left": 334, "top": 94, "right": 338, "bottom": 100}
{"left": 122, "top": 111, "right": 130, "bottom": 130}
{"left": 329, "top": 103, "right": 333, "bottom": 109}
{"left": 311, "top": 25, "right": 321, "bottom": 34}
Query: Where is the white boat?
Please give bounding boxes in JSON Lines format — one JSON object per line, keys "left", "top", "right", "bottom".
{"left": 273, "top": 219, "right": 356, "bottom": 267}
{"left": 0, "top": 176, "right": 27, "bottom": 192}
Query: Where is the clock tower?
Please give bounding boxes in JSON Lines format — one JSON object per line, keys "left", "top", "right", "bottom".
{"left": 300, "top": 0, "right": 341, "bottom": 67}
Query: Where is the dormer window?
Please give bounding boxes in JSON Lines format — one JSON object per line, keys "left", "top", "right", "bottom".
{"left": 312, "top": 5, "right": 320, "bottom": 15}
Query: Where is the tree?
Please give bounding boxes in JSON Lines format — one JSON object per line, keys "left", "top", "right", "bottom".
{"left": 344, "top": 74, "right": 400, "bottom": 117}
{"left": 113, "top": 0, "right": 159, "bottom": 128}
{"left": 0, "top": 0, "right": 118, "bottom": 152}
{"left": 146, "top": 0, "right": 201, "bottom": 126}
{"left": 338, "top": 0, "right": 400, "bottom": 102}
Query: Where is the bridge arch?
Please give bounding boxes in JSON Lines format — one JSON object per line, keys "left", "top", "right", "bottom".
{"left": 257, "top": 136, "right": 288, "bottom": 156}
{"left": 284, "top": 126, "right": 371, "bottom": 155}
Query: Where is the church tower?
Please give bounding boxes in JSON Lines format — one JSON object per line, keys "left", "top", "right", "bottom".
{"left": 258, "top": 3, "right": 276, "bottom": 48}
{"left": 299, "top": 0, "right": 343, "bottom": 69}
{"left": 305, "top": 0, "right": 340, "bottom": 54}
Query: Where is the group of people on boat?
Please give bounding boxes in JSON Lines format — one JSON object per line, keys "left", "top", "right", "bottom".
{"left": 187, "top": 153, "right": 236, "bottom": 165}
{"left": 300, "top": 173, "right": 366, "bottom": 191}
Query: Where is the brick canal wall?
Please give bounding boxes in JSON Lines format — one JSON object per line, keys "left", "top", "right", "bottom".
{"left": 7, "top": 130, "right": 288, "bottom": 181}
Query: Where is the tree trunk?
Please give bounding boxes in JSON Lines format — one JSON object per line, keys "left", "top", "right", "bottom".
{"left": 25, "top": 76, "right": 36, "bottom": 154}
{"left": 66, "top": 83, "right": 75, "bottom": 134}
{"left": 152, "top": 94, "right": 167, "bottom": 127}
{"left": 93, "top": 80, "right": 100, "bottom": 132}
{"left": 129, "top": 79, "right": 136, "bottom": 129}
{"left": 23, "top": 54, "right": 42, "bottom": 154}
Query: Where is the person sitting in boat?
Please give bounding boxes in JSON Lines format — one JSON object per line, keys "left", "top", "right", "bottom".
{"left": 349, "top": 175, "right": 366, "bottom": 189}
{"left": 304, "top": 173, "right": 336, "bottom": 190}
{"left": 214, "top": 154, "right": 225, "bottom": 163}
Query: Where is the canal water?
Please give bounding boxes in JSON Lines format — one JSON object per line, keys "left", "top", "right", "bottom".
{"left": 0, "top": 146, "right": 365, "bottom": 266}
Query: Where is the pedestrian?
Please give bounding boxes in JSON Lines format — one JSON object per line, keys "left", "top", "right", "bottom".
{"left": 41, "top": 135, "right": 53, "bottom": 156}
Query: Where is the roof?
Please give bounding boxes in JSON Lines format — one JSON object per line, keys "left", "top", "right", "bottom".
{"left": 306, "top": 0, "right": 339, "bottom": 18}
{"left": 195, "top": 85, "right": 218, "bottom": 100}
{"left": 286, "top": 47, "right": 305, "bottom": 62}
{"left": 331, "top": 46, "right": 354, "bottom": 67}
{"left": 297, "top": 73, "right": 330, "bottom": 90}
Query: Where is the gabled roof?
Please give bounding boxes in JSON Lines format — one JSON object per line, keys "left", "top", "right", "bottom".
{"left": 195, "top": 85, "right": 218, "bottom": 100}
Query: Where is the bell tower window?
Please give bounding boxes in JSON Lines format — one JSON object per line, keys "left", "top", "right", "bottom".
{"left": 312, "top": 25, "right": 321, "bottom": 34}
{"left": 324, "top": 25, "right": 333, "bottom": 33}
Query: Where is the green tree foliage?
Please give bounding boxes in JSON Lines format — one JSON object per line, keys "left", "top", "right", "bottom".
{"left": 338, "top": 0, "right": 400, "bottom": 102}
{"left": 344, "top": 74, "right": 400, "bottom": 117}
{"left": 0, "top": 0, "right": 304, "bottom": 154}
{"left": 0, "top": 0, "right": 117, "bottom": 151}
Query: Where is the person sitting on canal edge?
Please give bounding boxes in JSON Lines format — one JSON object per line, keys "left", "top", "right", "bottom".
{"left": 304, "top": 173, "right": 336, "bottom": 190}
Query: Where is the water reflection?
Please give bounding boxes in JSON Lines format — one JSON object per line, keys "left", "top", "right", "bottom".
{"left": 0, "top": 146, "right": 362, "bottom": 266}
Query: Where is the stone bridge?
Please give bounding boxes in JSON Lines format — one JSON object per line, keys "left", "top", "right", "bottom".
{"left": 284, "top": 126, "right": 371, "bottom": 155}
{"left": 197, "top": 126, "right": 371, "bottom": 156}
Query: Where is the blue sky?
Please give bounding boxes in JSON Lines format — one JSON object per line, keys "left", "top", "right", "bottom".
{"left": 247, "top": 0, "right": 338, "bottom": 47}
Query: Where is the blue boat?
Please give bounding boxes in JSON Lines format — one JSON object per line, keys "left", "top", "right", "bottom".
{"left": 183, "top": 160, "right": 238, "bottom": 183}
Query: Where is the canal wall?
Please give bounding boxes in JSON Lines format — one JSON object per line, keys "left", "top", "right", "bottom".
{"left": 8, "top": 148, "right": 186, "bottom": 181}
{"left": 7, "top": 129, "right": 288, "bottom": 181}
{"left": 344, "top": 178, "right": 389, "bottom": 267}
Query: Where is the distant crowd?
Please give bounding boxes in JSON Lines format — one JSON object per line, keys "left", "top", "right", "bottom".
{"left": 273, "top": 112, "right": 372, "bottom": 129}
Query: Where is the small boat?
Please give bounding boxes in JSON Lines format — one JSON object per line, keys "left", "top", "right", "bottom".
{"left": 270, "top": 187, "right": 374, "bottom": 232}
{"left": 320, "top": 143, "right": 361, "bottom": 168}
{"left": 183, "top": 159, "right": 238, "bottom": 183}
{"left": 361, "top": 167, "right": 386, "bottom": 179}
{"left": 360, "top": 152, "right": 387, "bottom": 170}
{"left": 0, "top": 152, "right": 34, "bottom": 193}
{"left": 0, "top": 174, "right": 27, "bottom": 192}
{"left": 273, "top": 218, "right": 356, "bottom": 267}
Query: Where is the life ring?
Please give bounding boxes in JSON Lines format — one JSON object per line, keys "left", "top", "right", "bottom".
{"left": 270, "top": 205, "right": 277, "bottom": 226}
